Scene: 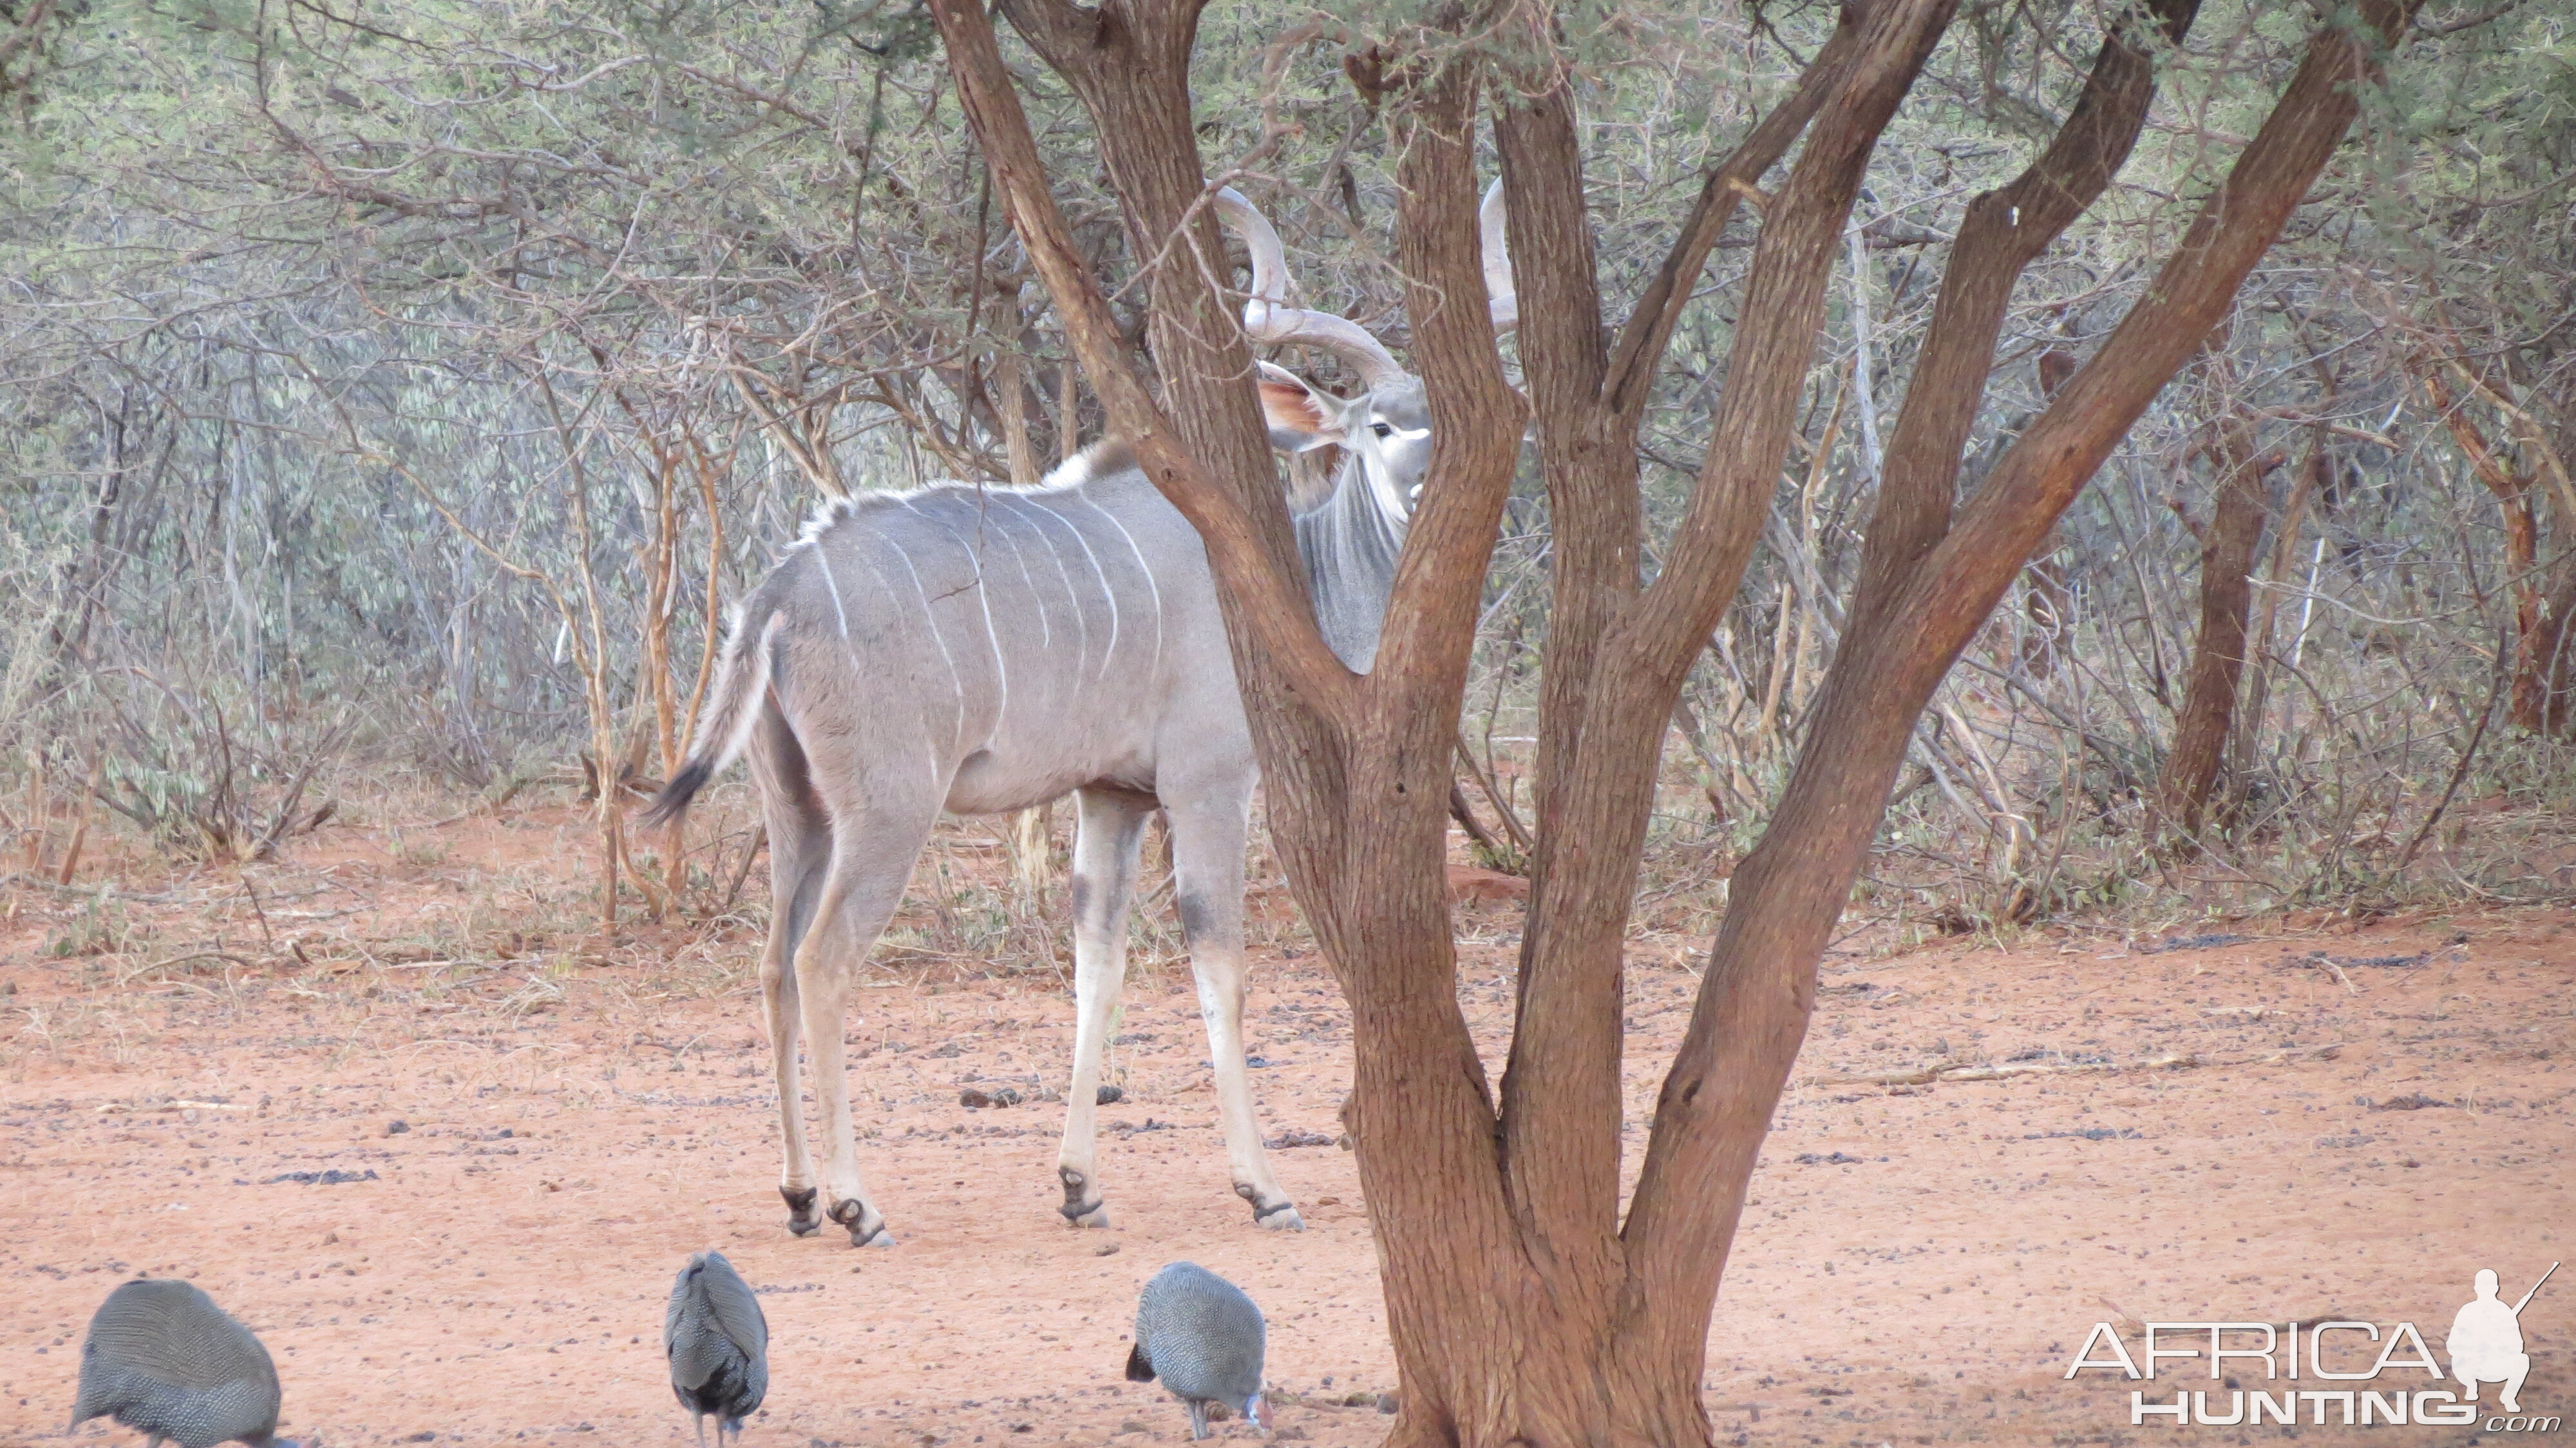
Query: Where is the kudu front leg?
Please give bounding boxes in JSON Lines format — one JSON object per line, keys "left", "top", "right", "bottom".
{"left": 1054, "top": 789, "right": 1153, "bottom": 1228}
{"left": 1168, "top": 794, "right": 1300, "bottom": 1230}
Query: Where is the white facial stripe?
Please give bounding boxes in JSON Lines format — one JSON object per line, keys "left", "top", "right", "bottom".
{"left": 1388, "top": 425, "right": 1430, "bottom": 442}
{"left": 1356, "top": 448, "right": 1414, "bottom": 530}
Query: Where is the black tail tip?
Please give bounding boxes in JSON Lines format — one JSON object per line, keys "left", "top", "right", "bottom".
{"left": 1124, "top": 1342, "right": 1155, "bottom": 1384}
{"left": 639, "top": 759, "right": 713, "bottom": 830}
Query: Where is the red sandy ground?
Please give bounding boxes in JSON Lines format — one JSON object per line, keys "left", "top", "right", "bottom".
{"left": 1, "top": 806, "right": 2569, "bottom": 1447}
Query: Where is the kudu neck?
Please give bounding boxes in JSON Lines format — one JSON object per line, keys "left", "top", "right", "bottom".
{"left": 1291, "top": 449, "right": 1409, "bottom": 674}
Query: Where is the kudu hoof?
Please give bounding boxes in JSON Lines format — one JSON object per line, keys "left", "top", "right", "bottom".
{"left": 1238, "top": 1180, "right": 1305, "bottom": 1230}
{"left": 1057, "top": 1167, "right": 1108, "bottom": 1228}
{"left": 829, "top": 1196, "right": 891, "bottom": 1247}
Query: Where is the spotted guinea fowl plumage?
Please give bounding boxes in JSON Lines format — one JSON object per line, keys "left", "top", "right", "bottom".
{"left": 71, "top": 1278, "right": 294, "bottom": 1448}
{"left": 666, "top": 1250, "right": 770, "bottom": 1448}
{"left": 1126, "top": 1262, "right": 1267, "bottom": 1440}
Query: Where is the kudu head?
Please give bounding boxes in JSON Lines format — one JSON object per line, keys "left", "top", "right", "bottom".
{"left": 1213, "top": 184, "right": 1517, "bottom": 522}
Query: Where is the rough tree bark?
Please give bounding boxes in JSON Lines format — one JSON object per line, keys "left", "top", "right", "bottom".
{"left": 930, "top": 0, "right": 2415, "bottom": 1441}
{"left": 1672, "top": 25, "right": 2428, "bottom": 1370}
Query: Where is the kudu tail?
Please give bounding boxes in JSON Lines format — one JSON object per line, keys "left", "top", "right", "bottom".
{"left": 639, "top": 604, "right": 783, "bottom": 832}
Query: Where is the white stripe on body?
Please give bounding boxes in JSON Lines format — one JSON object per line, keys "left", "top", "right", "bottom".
{"left": 808, "top": 536, "right": 853, "bottom": 642}
{"left": 997, "top": 493, "right": 1092, "bottom": 676}
{"left": 1016, "top": 493, "right": 1121, "bottom": 684}
{"left": 848, "top": 540, "right": 951, "bottom": 788}
{"left": 990, "top": 515, "right": 1050, "bottom": 649}
{"left": 904, "top": 496, "right": 1012, "bottom": 750}
{"left": 1083, "top": 493, "right": 1166, "bottom": 679}
{"left": 882, "top": 537, "right": 968, "bottom": 752}
{"left": 998, "top": 493, "right": 1096, "bottom": 727}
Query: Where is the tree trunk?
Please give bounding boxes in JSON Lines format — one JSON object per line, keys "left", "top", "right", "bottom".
{"left": 2537, "top": 506, "right": 2576, "bottom": 736}
{"left": 1631, "top": 21, "right": 2414, "bottom": 1427}
{"left": 934, "top": 0, "right": 2414, "bottom": 1440}
{"left": 2423, "top": 368, "right": 2550, "bottom": 731}
{"left": 642, "top": 439, "right": 686, "bottom": 913}
{"left": 2154, "top": 379, "right": 2276, "bottom": 842}
{"left": 2539, "top": 397, "right": 2576, "bottom": 736}
{"left": 600, "top": 795, "right": 620, "bottom": 935}
{"left": 2486, "top": 475, "right": 2544, "bottom": 735}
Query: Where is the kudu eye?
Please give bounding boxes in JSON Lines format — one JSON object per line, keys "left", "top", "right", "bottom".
{"left": 1371, "top": 422, "right": 1393, "bottom": 440}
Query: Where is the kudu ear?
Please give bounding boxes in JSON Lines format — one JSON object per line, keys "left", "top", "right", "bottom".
{"left": 1255, "top": 361, "right": 1355, "bottom": 454}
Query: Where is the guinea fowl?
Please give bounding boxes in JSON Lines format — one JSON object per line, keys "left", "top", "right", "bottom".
{"left": 666, "top": 1250, "right": 770, "bottom": 1448}
{"left": 1126, "top": 1262, "right": 1267, "bottom": 1440}
{"left": 71, "top": 1278, "right": 300, "bottom": 1448}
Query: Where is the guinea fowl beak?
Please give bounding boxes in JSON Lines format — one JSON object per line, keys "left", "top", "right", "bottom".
{"left": 1246, "top": 1393, "right": 1269, "bottom": 1434}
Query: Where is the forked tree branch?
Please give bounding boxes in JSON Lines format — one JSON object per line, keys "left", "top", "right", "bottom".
{"left": 1620, "top": 0, "right": 2424, "bottom": 1384}
{"left": 1480, "top": 25, "right": 1855, "bottom": 1201}
{"left": 1490, "top": 63, "right": 1639, "bottom": 923}
{"left": 927, "top": 0, "right": 1358, "bottom": 717}
{"left": 1844, "top": 0, "right": 2201, "bottom": 643}
{"left": 1368, "top": 68, "right": 1529, "bottom": 698}
{"left": 1486, "top": 6, "right": 1847, "bottom": 877}
{"left": 1622, "top": 0, "right": 1960, "bottom": 694}
{"left": 994, "top": 0, "right": 1206, "bottom": 81}
{"left": 1600, "top": 17, "right": 1864, "bottom": 420}
{"left": 1895, "top": 0, "right": 2421, "bottom": 662}
{"left": 1492, "top": 0, "right": 1962, "bottom": 1293}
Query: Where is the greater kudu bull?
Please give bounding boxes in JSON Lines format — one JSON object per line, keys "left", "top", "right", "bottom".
{"left": 643, "top": 184, "right": 1515, "bottom": 1245}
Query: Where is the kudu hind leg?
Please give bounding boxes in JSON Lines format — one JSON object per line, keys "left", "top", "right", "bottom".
{"left": 1168, "top": 793, "right": 1300, "bottom": 1229}
{"left": 797, "top": 812, "right": 935, "bottom": 1247}
{"left": 759, "top": 817, "right": 830, "bottom": 1236}
{"left": 1053, "top": 789, "right": 1154, "bottom": 1228}
{"left": 751, "top": 708, "right": 834, "bottom": 1239}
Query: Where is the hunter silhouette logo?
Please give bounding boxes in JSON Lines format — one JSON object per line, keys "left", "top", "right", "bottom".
{"left": 2062, "top": 1261, "right": 2557, "bottom": 1429}
{"left": 2451, "top": 1264, "right": 2552, "bottom": 1415}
